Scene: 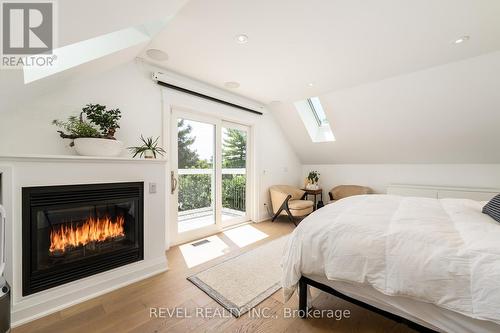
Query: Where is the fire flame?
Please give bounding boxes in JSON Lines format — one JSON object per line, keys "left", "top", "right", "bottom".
{"left": 49, "top": 216, "right": 125, "bottom": 254}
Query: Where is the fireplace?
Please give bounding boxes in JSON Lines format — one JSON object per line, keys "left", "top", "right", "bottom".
{"left": 22, "top": 182, "right": 144, "bottom": 296}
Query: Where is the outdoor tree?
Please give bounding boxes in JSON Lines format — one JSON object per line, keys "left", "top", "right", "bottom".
{"left": 177, "top": 123, "right": 247, "bottom": 212}
{"left": 222, "top": 129, "right": 246, "bottom": 168}
{"left": 177, "top": 119, "right": 200, "bottom": 168}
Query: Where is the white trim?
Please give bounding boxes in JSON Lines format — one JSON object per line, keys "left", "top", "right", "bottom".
{"left": 179, "top": 168, "right": 246, "bottom": 175}
{"left": 11, "top": 256, "right": 167, "bottom": 327}
{"left": 0, "top": 154, "right": 167, "bottom": 163}
{"left": 386, "top": 184, "right": 500, "bottom": 201}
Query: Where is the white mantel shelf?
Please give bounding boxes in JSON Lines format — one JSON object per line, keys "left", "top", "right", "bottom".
{"left": 0, "top": 154, "right": 168, "bottom": 163}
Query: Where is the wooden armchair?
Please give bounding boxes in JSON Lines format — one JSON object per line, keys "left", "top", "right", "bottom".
{"left": 269, "top": 185, "right": 314, "bottom": 225}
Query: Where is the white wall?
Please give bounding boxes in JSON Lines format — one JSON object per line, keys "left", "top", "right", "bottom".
{"left": 0, "top": 60, "right": 163, "bottom": 156}
{"left": 303, "top": 164, "right": 500, "bottom": 199}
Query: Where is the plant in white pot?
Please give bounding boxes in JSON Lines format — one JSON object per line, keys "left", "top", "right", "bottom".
{"left": 128, "top": 136, "right": 166, "bottom": 159}
{"left": 306, "top": 170, "right": 320, "bottom": 190}
{"left": 53, "top": 104, "right": 123, "bottom": 157}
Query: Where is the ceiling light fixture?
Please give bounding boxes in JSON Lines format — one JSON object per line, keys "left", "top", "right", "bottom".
{"left": 236, "top": 34, "right": 249, "bottom": 44}
{"left": 146, "top": 48, "right": 169, "bottom": 61}
{"left": 454, "top": 36, "right": 470, "bottom": 44}
{"left": 224, "top": 81, "right": 240, "bottom": 89}
{"left": 308, "top": 83, "right": 314, "bottom": 87}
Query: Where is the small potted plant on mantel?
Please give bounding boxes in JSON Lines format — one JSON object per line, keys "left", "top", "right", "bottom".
{"left": 53, "top": 104, "right": 123, "bottom": 157}
{"left": 128, "top": 135, "right": 166, "bottom": 159}
{"left": 306, "top": 170, "right": 320, "bottom": 190}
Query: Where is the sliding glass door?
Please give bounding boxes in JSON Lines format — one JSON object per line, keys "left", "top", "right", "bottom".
{"left": 170, "top": 110, "right": 250, "bottom": 243}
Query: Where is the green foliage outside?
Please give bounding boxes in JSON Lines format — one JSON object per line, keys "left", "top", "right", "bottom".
{"left": 222, "top": 129, "right": 246, "bottom": 168}
{"left": 177, "top": 121, "right": 246, "bottom": 212}
{"left": 178, "top": 174, "right": 212, "bottom": 211}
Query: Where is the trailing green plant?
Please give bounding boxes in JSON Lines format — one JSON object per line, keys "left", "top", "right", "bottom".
{"left": 81, "top": 103, "right": 121, "bottom": 138}
{"left": 128, "top": 135, "right": 166, "bottom": 158}
{"left": 307, "top": 170, "right": 320, "bottom": 183}
{"left": 52, "top": 116, "right": 101, "bottom": 146}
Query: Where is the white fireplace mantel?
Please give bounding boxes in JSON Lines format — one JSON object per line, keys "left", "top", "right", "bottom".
{"left": 0, "top": 154, "right": 168, "bottom": 163}
{"left": 0, "top": 155, "right": 169, "bottom": 326}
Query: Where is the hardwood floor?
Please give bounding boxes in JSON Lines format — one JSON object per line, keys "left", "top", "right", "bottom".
{"left": 14, "top": 220, "right": 415, "bottom": 333}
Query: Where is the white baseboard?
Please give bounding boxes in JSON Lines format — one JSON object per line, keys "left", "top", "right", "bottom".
{"left": 255, "top": 212, "right": 271, "bottom": 222}
{"left": 11, "top": 256, "right": 167, "bottom": 327}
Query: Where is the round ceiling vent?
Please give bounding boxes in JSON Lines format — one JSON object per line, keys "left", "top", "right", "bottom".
{"left": 146, "top": 49, "right": 169, "bottom": 61}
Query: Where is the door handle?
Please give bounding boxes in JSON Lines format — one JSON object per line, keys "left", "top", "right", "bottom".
{"left": 171, "top": 171, "right": 178, "bottom": 194}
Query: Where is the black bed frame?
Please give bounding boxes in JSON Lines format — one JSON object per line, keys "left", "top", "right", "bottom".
{"left": 298, "top": 276, "right": 439, "bottom": 332}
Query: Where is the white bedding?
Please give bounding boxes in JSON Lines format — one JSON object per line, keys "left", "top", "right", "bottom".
{"left": 281, "top": 194, "right": 500, "bottom": 325}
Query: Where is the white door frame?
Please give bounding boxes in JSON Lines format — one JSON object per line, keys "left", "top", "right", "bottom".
{"left": 169, "top": 107, "right": 252, "bottom": 245}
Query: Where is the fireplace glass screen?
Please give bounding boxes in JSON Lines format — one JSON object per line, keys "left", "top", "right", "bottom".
{"left": 23, "top": 182, "right": 144, "bottom": 295}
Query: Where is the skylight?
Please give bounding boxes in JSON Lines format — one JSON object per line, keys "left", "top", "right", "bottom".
{"left": 307, "top": 97, "right": 328, "bottom": 126}
{"left": 294, "top": 96, "right": 335, "bottom": 143}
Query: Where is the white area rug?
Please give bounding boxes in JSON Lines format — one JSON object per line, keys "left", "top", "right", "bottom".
{"left": 187, "top": 235, "right": 289, "bottom": 317}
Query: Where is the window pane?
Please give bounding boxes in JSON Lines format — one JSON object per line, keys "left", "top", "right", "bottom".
{"left": 309, "top": 97, "right": 328, "bottom": 125}
{"left": 177, "top": 118, "right": 215, "bottom": 233}
{"left": 222, "top": 127, "right": 247, "bottom": 221}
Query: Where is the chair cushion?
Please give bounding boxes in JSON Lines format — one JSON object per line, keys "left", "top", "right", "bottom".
{"left": 288, "top": 200, "right": 314, "bottom": 210}
{"left": 330, "top": 185, "right": 371, "bottom": 201}
{"left": 270, "top": 185, "right": 305, "bottom": 200}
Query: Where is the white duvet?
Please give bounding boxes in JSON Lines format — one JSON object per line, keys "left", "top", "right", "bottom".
{"left": 281, "top": 194, "right": 500, "bottom": 324}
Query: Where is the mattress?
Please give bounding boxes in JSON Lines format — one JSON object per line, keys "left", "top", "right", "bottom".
{"left": 281, "top": 194, "right": 500, "bottom": 327}
{"left": 305, "top": 274, "right": 500, "bottom": 333}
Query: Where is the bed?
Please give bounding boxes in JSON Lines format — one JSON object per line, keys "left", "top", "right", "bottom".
{"left": 281, "top": 194, "right": 500, "bottom": 333}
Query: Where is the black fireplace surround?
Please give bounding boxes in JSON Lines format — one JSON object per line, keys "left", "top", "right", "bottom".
{"left": 22, "top": 182, "right": 144, "bottom": 296}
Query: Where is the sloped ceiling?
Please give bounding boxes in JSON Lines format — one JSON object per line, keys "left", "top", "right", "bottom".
{"left": 0, "top": 0, "right": 188, "bottom": 113}
{"left": 145, "top": 0, "right": 500, "bottom": 103}
{"left": 2, "top": 0, "right": 500, "bottom": 164}
{"left": 146, "top": 0, "right": 500, "bottom": 163}
{"left": 272, "top": 51, "right": 500, "bottom": 163}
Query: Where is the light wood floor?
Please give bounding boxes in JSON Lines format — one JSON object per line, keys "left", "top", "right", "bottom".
{"left": 14, "top": 220, "right": 415, "bottom": 333}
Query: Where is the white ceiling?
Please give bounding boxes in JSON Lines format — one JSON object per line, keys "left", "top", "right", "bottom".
{"left": 145, "top": 0, "right": 500, "bottom": 103}
{"left": 272, "top": 51, "right": 500, "bottom": 163}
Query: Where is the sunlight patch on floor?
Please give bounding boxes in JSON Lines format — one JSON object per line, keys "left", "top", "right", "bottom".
{"left": 223, "top": 224, "right": 269, "bottom": 248}
{"left": 179, "top": 235, "right": 230, "bottom": 268}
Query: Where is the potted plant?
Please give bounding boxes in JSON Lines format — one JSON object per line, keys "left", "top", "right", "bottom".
{"left": 306, "top": 171, "right": 320, "bottom": 190}
{"left": 53, "top": 104, "right": 123, "bottom": 157}
{"left": 128, "top": 136, "right": 166, "bottom": 159}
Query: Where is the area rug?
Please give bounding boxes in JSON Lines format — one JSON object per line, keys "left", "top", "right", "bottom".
{"left": 187, "top": 235, "right": 289, "bottom": 317}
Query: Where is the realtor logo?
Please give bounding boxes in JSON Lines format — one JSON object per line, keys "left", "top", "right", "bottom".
{"left": 2, "top": 1, "right": 53, "bottom": 55}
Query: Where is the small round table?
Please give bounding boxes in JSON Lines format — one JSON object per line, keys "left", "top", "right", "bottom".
{"left": 302, "top": 188, "right": 323, "bottom": 211}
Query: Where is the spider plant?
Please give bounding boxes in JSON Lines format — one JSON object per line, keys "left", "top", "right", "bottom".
{"left": 128, "top": 136, "right": 166, "bottom": 159}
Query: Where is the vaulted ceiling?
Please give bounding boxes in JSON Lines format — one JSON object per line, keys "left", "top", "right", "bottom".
{"left": 146, "top": 0, "right": 500, "bottom": 103}
{"left": 2, "top": 0, "right": 500, "bottom": 163}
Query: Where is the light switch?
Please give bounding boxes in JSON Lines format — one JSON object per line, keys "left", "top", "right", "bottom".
{"left": 149, "top": 183, "right": 157, "bottom": 194}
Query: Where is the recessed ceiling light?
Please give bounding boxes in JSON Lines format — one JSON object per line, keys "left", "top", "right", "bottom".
{"left": 146, "top": 48, "right": 169, "bottom": 61}
{"left": 224, "top": 81, "right": 240, "bottom": 89}
{"left": 454, "top": 36, "right": 470, "bottom": 44}
{"left": 235, "top": 34, "right": 249, "bottom": 44}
